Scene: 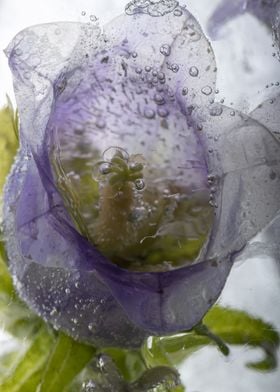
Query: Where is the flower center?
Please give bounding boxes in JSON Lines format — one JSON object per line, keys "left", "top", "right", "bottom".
{"left": 52, "top": 144, "right": 214, "bottom": 272}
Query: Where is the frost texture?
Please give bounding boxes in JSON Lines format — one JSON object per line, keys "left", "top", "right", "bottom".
{"left": 3, "top": 1, "right": 280, "bottom": 347}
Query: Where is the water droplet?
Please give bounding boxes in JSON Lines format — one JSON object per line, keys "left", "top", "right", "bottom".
{"left": 158, "top": 72, "right": 165, "bottom": 81}
{"left": 208, "top": 174, "right": 215, "bottom": 184}
{"left": 201, "top": 86, "right": 212, "bottom": 96}
{"left": 160, "top": 44, "right": 171, "bottom": 56}
{"left": 65, "top": 288, "right": 70, "bottom": 294}
{"left": 182, "top": 87, "right": 188, "bottom": 96}
{"left": 82, "top": 380, "right": 96, "bottom": 391}
{"left": 99, "top": 162, "right": 111, "bottom": 175}
{"left": 132, "top": 51, "right": 138, "bottom": 58}
{"left": 88, "top": 323, "right": 94, "bottom": 331}
{"left": 129, "top": 207, "right": 146, "bottom": 222}
{"left": 50, "top": 307, "right": 58, "bottom": 316}
{"left": 81, "top": 11, "right": 86, "bottom": 16}
{"left": 144, "top": 108, "right": 156, "bottom": 119}
{"left": 96, "top": 118, "right": 106, "bottom": 129}
{"left": 157, "top": 107, "right": 169, "bottom": 117}
{"left": 171, "top": 63, "right": 179, "bottom": 73}
{"left": 90, "top": 14, "right": 97, "bottom": 22}
{"left": 135, "top": 67, "right": 142, "bottom": 74}
{"left": 189, "top": 66, "right": 199, "bottom": 77}
{"left": 136, "top": 86, "right": 143, "bottom": 94}
{"left": 230, "top": 110, "right": 235, "bottom": 116}
{"left": 154, "top": 93, "right": 165, "bottom": 105}
{"left": 209, "top": 104, "right": 223, "bottom": 117}
{"left": 174, "top": 8, "right": 183, "bottom": 16}
{"left": 15, "top": 48, "right": 22, "bottom": 56}
{"left": 24, "top": 71, "right": 31, "bottom": 79}
{"left": 103, "top": 146, "right": 129, "bottom": 162}
{"left": 145, "top": 66, "right": 151, "bottom": 72}
{"left": 135, "top": 179, "right": 145, "bottom": 190}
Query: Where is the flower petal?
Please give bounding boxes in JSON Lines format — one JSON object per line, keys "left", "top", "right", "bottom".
{"left": 250, "top": 93, "right": 280, "bottom": 141}
{"left": 194, "top": 104, "right": 280, "bottom": 259}
{"left": 4, "top": 151, "right": 148, "bottom": 347}
{"left": 104, "top": 3, "right": 217, "bottom": 107}
{"left": 5, "top": 22, "right": 102, "bottom": 147}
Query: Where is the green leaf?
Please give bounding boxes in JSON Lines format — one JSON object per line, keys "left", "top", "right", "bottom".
{"left": 204, "top": 306, "right": 279, "bottom": 371}
{"left": 142, "top": 306, "right": 279, "bottom": 372}
{"left": 101, "top": 347, "right": 147, "bottom": 382}
{"left": 0, "top": 326, "right": 54, "bottom": 391}
{"left": 0, "top": 241, "right": 14, "bottom": 297}
{"left": 0, "top": 243, "right": 41, "bottom": 340}
{"left": 39, "top": 332, "right": 96, "bottom": 392}
{"left": 0, "top": 97, "right": 19, "bottom": 198}
{"left": 193, "top": 322, "right": 230, "bottom": 356}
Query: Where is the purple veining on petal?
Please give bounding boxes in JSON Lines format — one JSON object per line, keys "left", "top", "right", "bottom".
{"left": 3, "top": 1, "right": 280, "bottom": 347}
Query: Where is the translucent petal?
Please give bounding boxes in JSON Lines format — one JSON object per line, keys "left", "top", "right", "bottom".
{"left": 5, "top": 22, "right": 102, "bottom": 147}
{"left": 250, "top": 93, "right": 280, "bottom": 141}
{"left": 194, "top": 104, "right": 280, "bottom": 259}
{"left": 104, "top": 4, "right": 217, "bottom": 107}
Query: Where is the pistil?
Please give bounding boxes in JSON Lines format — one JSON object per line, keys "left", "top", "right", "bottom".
{"left": 93, "top": 148, "right": 145, "bottom": 258}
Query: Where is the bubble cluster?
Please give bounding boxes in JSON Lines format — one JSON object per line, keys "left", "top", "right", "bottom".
{"left": 125, "top": 0, "right": 179, "bottom": 17}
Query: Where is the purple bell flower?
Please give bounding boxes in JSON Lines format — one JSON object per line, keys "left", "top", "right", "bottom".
{"left": 3, "top": 0, "right": 280, "bottom": 348}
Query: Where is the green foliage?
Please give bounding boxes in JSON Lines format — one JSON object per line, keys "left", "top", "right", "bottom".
{"left": 142, "top": 305, "right": 279, "bottom": 372}
{"left": 204, "top": 306, "right": 279, "bottom": 371}
{"left": 0, "top": 96, "right": 19, "bottom": 197}
{"left": 0, "top": 327, "right": 54, "bottom": 392}
{"left": 101, "top": 347, "right": 147, "bottom": 382}
{"left": 39, "top": 333, "right": 96, "bottom": 392}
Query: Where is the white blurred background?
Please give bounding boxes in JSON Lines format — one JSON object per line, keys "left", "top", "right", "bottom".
{"left": 0, "top": 1, "right": 280, "bottom": 391}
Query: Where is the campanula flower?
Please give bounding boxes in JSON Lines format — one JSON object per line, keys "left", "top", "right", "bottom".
{"left": 3, "top": 0, "right": 280, "bottom": 348}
